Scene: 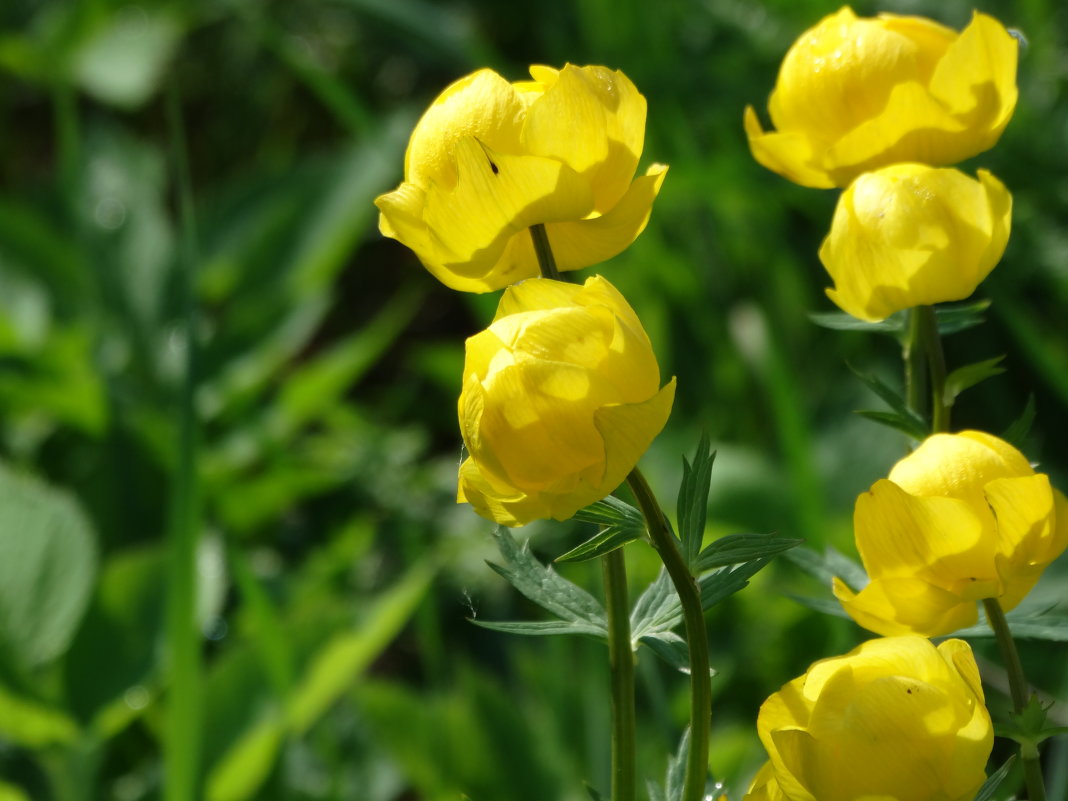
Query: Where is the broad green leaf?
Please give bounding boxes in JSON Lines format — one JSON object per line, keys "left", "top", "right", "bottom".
{"left": 973, "top": 756, "right": 1015, "bottom": 801}
{"left": 934, "top": 299, "right": 992, "bottom": 335}
{"left": 810, "top": 301, "right": 990, "bottom": 337}
{"left": 73, "top": 11, "right": 182, "bottom": 108}
{"left": 943, "top": 356, "right": 1005, "bottom": 406}
{"left": 285, "top": 560, "right": 434, "bottom": 733}
{"left": 0, "top": 681, "right": 78, "bottom": 747}
{"left": 572, "top": 495, "right": 644, "bottom": 529}
{"left": 0, "top": 464, "right": 97, "bottom": 669}
{"left": 471, "top": 620, "right": 606, "bottom": 638}
{"left": 486, "top": 528, "right": 607, "bottom": 630}
{"left": 629, "top": 569, "right": 679, "bottom": 639}
{"left": 694, "top": 532, "right": 802, "bottom": 571}
{"left": 808, "top": 311, "right": 903, "bottom": 334}
{"left": 1002, "top": 395, "right": 1036, "bottom": 448}
{"left": 637, "top": 631, "right": 711, "bottom": 676}
{"left": 677, "top": 434, "right": 715, "bottom": 567}
{"left": 956, "top": 614, "right": 1068, "bottom": 641}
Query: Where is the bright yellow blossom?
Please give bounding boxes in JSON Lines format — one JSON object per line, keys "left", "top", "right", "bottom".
{"left": 457, "top": 276, "right": 675, "bottom": 526}
{"left": 745, "top": 8, "right": 1018, "bottom": 188}
{"left": 819, "top": 163, "right": 1011, "bottom": 322}
{"left": 376, "top": 65, "right": 667, "bottom": 292}
{"left": 751, "top": 636, "right": 992, "bottom": 801}
{"left": 834, "top": 431, "right": 1068, "bottom": 637}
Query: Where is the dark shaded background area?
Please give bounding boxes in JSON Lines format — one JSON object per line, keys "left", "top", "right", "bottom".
{"left": 0, "top": 0, "right": 1066, "bottom": 799}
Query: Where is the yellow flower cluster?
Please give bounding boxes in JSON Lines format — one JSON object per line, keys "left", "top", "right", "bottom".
{"left": 746, "top": 7, "right": 1018, "bottom": 321}
{"left": 377, "top": 64, "right": 673, "bottom": 526}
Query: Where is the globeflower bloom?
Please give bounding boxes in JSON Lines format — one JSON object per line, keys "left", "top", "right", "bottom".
{"left": 834, "top": 431, "right": 1068, "bottom": 637}
{"left": 819, "top": 163, "right": 1011, "bottom": 321}
{"left": 375, "top": 65, "right": 668, "bottom": 293}
{"left": 750, "top": 636, "right": 993, "bottom": 801}
{"left": 744, "top": 7, "right": 1018, "bottom": 188}
{"left": 457, "top": 276, "right": 675, "bottom": 526}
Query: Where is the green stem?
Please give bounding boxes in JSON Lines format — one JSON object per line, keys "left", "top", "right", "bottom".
{"left": 916, "top": 305, "right": 950, "bottom": 433}
{"left": 602, "top": 548, "right": 636, "bottom": 801}
{"left": 529, "top": 224, "right": 562, "bottom": 280}
{"left": 983, "top": 598, "right": 1046, "bottom": 801}
{"left": 903, "top": 307, "right": 928, "bottom": 426}
{"left": 626, "top": 468, "right": 710, "bottom": 801}
{"left": 163, "top": 81, "right": 203, "bottom": 801}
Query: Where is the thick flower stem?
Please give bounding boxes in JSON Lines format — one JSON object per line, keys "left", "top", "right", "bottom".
{"left": 916, "top": 305, "right": 950, "bottom": 433}
{"left": 530, "top": 224, "right": 563, "bottom": 280}
{"left": 983, "top": 598, "right": 1047, "bottom": 801}
{"left": 602, "top": 548, "right": 637, "bottom": 801}
{"left": 626, "top": 467, "right": 711, "bottom": 801}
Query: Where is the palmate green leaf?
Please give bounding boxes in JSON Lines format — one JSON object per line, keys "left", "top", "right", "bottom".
{"left": 558, "top": 496, "right": 645, "bottom": 563}
{"left": 677, "top": 434, "right": 715, "bottom": 567}
{"left": 694, "top": 532, "right": 802, "bottom": 571}
{"left": 809, "top": 300, "right": 991, "bottom": 337}
{"left": 553, "top": 526, "right": 643, "bottom": 563}
{"left": 484, "top": 528, "right": 607, "bottom": 634}
{"left": 973, "top": 756, "right": 1015, "bottom": 801}
{"left": 943, "top": 356, "right": 1005, "bottom": 406}
{"left": 848, "top": 364, "right": 929, "bottom": 440}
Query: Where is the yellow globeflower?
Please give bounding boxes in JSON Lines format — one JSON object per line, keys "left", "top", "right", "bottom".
{"left": 819, "top": 163, "right": 1011, "bottom": 322}
{"left": 745, "top": 7, "right": 1018, "bottom": 188}
{"left": 375, "top": 65, "right": 668, "bottom": 292}
{"left": 754, "top": 636, "right": 992, "bottom": 801}
{"left": 457, "top": 276, "right": 675, "bottom": 526}
{"left": 834, "top": 431, "right": 1068, "bottom": 637}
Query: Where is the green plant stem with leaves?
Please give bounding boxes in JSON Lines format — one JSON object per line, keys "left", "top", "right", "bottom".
{"left": 983, "top": 598, "right": 1047, "bottom": 801}
{"left": 905, "top": 303, "right": 1046, "bottom": 801}
{"left": 626, "top": 468, "right": 711, "bottom": 801}
{"left": 528, "top": 224, "right": 636, "bottom": 801}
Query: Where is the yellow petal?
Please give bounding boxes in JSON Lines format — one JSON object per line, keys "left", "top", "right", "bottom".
{"left": 522, "top": 64, "right": 646, "bottom": 211}
{"left": 834, "top": 575, "right": 978, "bottom": 637}
{"left": 889, "top": 431, "right": 1033, "bottom": 501}
{"left": 405, "top": 68, "right": 527, "bottom": 190}
{"left": 593, "top": 377, "right": 676, "bottom": 491}
{"left": 457, "top": 457, "right": 549, "bottom": 527}
{"left": 742, "top": 762, "right": 788, "bottom": 801}
{"left": 743, "top": 106, "right": 834, "bottom": 189}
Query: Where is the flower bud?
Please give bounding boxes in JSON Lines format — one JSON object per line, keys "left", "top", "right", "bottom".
{"left": 835, "top": 431, "right": 1068, "bottom": 637}
{"left": 819, "top": 164, "right": 1011, "bottom": 322}
{"left": 745, "top": 8, "right": 1018, "bottom": 188}
{"left": 376, "top": 65, "right": 668, "bottom": 292}
{"left": 751, "top": 636, "right": 993, "bottom": 801}
{"left": 457, "top": 276, "right": 675, "bottom": 526}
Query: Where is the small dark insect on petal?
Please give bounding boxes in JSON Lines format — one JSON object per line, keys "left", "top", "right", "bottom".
{"left": 489, "top": 160, "right": 499, "bottom": 175}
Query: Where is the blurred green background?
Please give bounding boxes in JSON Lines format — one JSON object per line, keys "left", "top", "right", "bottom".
{"left": 1, "top": 0, "right": 1067, "bottom": 799}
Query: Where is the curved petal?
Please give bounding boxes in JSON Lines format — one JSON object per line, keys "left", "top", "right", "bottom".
{"left": 457, "top": 457, "right": 549, "bottom": 527}
{"left": 593, "top": 377, "right": 675, "bottom": 490}
{"left": 928, "top": 12, "right": 1018, "bottom": 127}
{"left": 833, "top": 575, "right": 979, "bottom": 637}
{"left": 744, "top": 106, "right": 834, "bottom": 189}
{"left": 889, "top": 431, "right": 1033, "bottom": 501}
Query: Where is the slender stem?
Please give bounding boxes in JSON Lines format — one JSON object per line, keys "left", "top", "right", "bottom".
{"left": 626, "top": 468, "right": 710, "bottom": 801}
{"left": 530, "top": 224, "right": 562, "bottom": 280}
{"left": 164, "top": 81, "right": 203, "bottom": 801}
{"left": 602, "top": 548, "right": 637, "bottom": 801}
{"left": 903, "top": 307, "right": 928, "bottom": 425}
{"left": 983, "top": 598, "right": 1046, "bottom": 801}
{"left": 916, "top": 305, "right": 950, "bottom": 433}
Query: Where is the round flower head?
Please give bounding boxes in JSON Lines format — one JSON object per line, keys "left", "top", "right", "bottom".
{"left": 457, "top": 276, "right": 675, "bottom": 526}
{"left": 744, "top": 8, "right": 1018, "bottom": 188}
{"left": 754, "top": 636, "right": 993, "bottom": 801}
{"left": 834, "top": 431, "right": 1068, "bottom": 637}
{"left": 819, "top": 163, "right": 1011, "bottom": 322}
{"left": 375, "top": 65, "right": 668, "bottom": 292}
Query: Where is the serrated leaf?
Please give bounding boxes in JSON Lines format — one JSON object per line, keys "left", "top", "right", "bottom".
{"left": 854, "top": 409, "right": 930, "bottom": 441}
{"left": 487, "top": 528, "right": 607, "bottom": 630}
{"left": 554, "top": 525, "right": 643, "bottom": 563}
{"left": 809, "top": 310, "right": 904, "bottom": 333}
{"left": 638, "top": 632, "right": 690, "bottom": 673}
{"left": 677, "top": 435, "right": 715, "bottom": 568}
{"left": 694, "top": 533, "right": 802, "bottom": 571}
{"left": 1002, "top": 395, "right": 1036, "bottom": 447}
{"left": 470, "top": 619, "right": 606, "bottom": 638}
{"left": 973, "top": 756, "right": 1015, "bottom": 801}
{"left": 630, "top": 569, "right": 680, "bottom": 639}
{"left": 698, "top": 558, "right": 772, "bottom": 610}
{"left": 572, "top": 495, "right": 644, "bottom": 529}
{"left": 943, "top": 356, "right": 1005, "bottom": 405}
{"left": 934, "top": 299, "right": 991, "bottom": 336}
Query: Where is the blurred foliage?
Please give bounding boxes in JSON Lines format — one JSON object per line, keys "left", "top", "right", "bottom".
{"left": 0, "top": 0, "right": 1066, "bottom": 799}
